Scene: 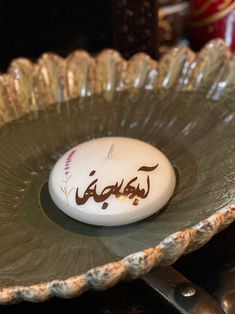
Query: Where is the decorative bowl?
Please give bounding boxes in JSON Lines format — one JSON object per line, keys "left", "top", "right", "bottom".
{"left": 0, "top": 39, "right": 235, "bottom": 304}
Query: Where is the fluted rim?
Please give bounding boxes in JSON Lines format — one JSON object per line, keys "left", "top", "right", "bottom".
{"left": 0, "top": 39, "right": 235, "bottom": 304}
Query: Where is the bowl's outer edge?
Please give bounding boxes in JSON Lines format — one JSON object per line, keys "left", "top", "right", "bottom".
{"left": 1, "top": 205, "right": 235, "bottom": 304}
{"left": 0, "top": 39, "right": 235, "bottom": 304}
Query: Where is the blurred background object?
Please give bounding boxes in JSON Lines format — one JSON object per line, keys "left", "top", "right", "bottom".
{"left": 158, "top": 0, "right": 189, "bottom": 55}
{"left": 112, "top": 0, "right": 158, "bottom": 59}
{"left": 188, "top": 0, "right": 235, "bottom": 51}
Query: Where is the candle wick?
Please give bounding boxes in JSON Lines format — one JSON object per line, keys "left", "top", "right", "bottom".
{"left": 107, "top": 144, "right": 115, "bottom": 159}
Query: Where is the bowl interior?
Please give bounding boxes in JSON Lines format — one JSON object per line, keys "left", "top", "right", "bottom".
{"left": 0, "top": 88, "right": 235, "bottom": 287}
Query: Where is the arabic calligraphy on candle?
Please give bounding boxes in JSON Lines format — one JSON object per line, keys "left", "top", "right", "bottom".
{"left": 75, "top": 163, "right": 159, "bottom": 209}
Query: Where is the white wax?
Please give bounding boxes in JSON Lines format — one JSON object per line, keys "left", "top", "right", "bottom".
{"left": 49, "top": 137, "right": 176, "bottom": 226}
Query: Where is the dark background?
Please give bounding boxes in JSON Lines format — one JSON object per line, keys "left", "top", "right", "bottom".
{"left": 0, "top": 0, "right": 113, "bottom": 71}
{"left": 0, "top": 0, "right": 159, "bottom": 71}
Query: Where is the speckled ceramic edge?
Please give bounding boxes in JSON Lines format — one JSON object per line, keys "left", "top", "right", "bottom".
{"left": 1, "top": 205, "right": 235, "bottom": 304}
{"left": 1, "top": 39, "right": 235, "bottom": 304}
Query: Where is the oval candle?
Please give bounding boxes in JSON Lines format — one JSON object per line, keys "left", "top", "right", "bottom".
{"left": 49, "top": 137, "right": 176, "bottom": 226}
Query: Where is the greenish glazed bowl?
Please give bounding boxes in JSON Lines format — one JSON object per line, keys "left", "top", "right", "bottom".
{"left": 0, "top": 39, "right": 235, "bottom": 304}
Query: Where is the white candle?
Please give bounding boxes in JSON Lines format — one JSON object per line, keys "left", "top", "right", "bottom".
{"left": 49, "top": 137, "right": 176, "bottom": 226}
